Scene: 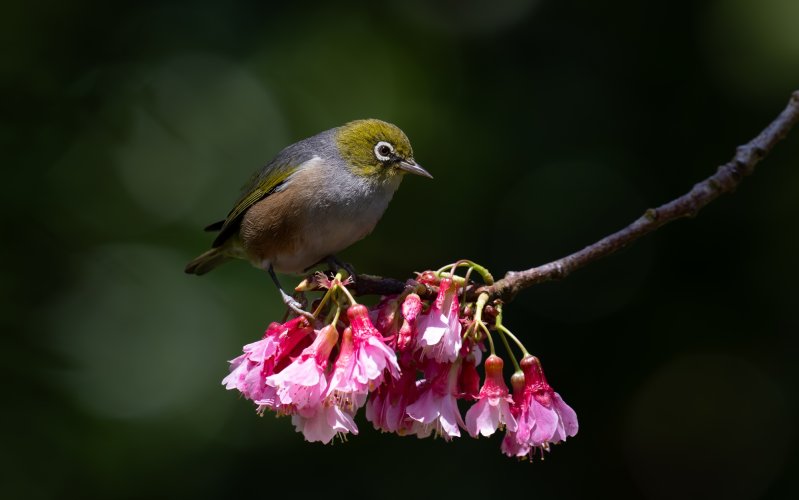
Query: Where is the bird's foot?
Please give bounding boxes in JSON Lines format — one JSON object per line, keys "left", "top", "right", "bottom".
{"left": 280, "top": 289, "right": 314, "bottom": 322}
{"left": 326, "top": 255, "right": 357, "bottom": 282}
{"left": 303, "top": 255, "right": 357, "bottom": 282}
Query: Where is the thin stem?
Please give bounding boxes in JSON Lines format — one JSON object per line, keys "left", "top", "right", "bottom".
{"left": 463, "top": 261, "right": 494, "bottom": 285}
{"left": 323, "top": 301, "right": 337, "bottom": 324}
{"left": 472, "top": 292, "right": 494, "bottom": 354}
{"left": 336, "top": 277, "right": 357, "bottom": 305}
{"left": 312, "top": 272, "right": 344, "bottom": 318}
{"left": 479, "top": 321, "right": 495, "bottom": 355}
{"left": 462, "top": 322, "right": 474, "bottom": 341}
{"left": 331, "top": 302, "right": 342, "bottom": 327}
{"left": 497, "top": 327, "right": 520, "bottom": 373}
{"left": 498, "top": 325, "right": 529, "bottom": 357}
{"left": 494, "top": 303, "right": 530, "bottom": 356}
{"left": 437, "top": 272, "right": 467, "bottom": 286}
{"left": 436, "top": 260, "right": 494, "bottom": 285}
{"left": 436, "top": 260, "right": 465, "bottom": 275}
{"left": 474, "top": 292, "right": 489, "bottom": 316}
{"left": 462, "top": 266, "right": 474, "bottom": 296}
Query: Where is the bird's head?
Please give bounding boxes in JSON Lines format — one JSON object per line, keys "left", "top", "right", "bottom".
{"left": 335, "top": 119, "right": 432, "bottom": 182}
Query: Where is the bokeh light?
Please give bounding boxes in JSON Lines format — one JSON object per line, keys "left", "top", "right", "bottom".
{"left": 705, "top": 0, "right": 799, "bottom": 101}
{"left": 625, "top": 353, "right": 792, "bottom": 500}
{"left": 113, "top": 53, "right": 288, "bottom": 225}
{"left": 49, "top": 244, "right": 233, "bottom": 422}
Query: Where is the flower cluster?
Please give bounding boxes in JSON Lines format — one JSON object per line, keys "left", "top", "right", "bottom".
{"left": 222, "top": 263, "right": 578, "bottom": 459}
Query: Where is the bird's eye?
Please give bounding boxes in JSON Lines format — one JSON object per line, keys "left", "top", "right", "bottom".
{"left": 374, "top": 141, "right": 394, "bottom": 162}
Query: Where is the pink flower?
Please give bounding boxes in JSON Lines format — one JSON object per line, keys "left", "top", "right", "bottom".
{"left": 465, "top": 355, "right": 517, "bottom": 437}
{"left": 458, "top": 343, "right": 482, "bottom": 400}
{"left": 265, "top": 324, "right": 339, "bottom": 412}
{"left": 291, "top": 405, "right": 359, "bottom": 444}
{"left": 416, "top": 278, "right": 462, "bottom": 363}
{"left": 501, "top": 430, "right": 530, "bottom": 457}
{"left": 503, "top": 356, "right": 578, "bottom": 458}
{"left": 374, "top": 296, "right": 401, "bottom": 338}
{"left": 406, "top": 361, "right": 464, "bottom": 440}
{"left": 365, "top": 361, "right": 419, "bottom": 434}
{"left": 222, "top": 338, "right": 273, "bottom": 400}
{"left": 222, "top": 317, "right": 313, "bottom": 402}
{"left": 325, "top": 327, "right": 368, "bottom": 411}
{"left": 347, "top": 304, "right": 401, "bottom": 389}
{"left": 397, "top": 293, "right": 422, "bottom": 352}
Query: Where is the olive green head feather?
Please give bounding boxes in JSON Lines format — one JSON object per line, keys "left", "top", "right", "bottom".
{"left": 336, "top": 119, "right": 420, "bottom": 179}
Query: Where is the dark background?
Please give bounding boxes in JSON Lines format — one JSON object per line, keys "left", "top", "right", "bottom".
{"left": 3, "top": 1, "right": 798, "bottom": 499}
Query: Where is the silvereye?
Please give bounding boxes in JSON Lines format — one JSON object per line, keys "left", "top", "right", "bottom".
{"left": 185, "top": 118, "right": 432, "bottom": 312}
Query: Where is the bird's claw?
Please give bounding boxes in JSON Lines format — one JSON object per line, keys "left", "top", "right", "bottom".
{"left": 280, "top": 290, "right": 314, "bottom": 321}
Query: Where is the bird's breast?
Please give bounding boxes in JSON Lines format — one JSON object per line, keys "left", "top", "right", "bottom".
{"left": 239, "top": 159, "right": 402, "bottom": 274}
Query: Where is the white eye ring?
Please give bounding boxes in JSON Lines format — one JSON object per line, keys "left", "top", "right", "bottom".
{"left": 374, "top": 141, "right": 394, "bottom": 162}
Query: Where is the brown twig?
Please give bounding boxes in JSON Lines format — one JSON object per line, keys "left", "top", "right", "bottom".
{"left": 352, "top": 275, "right": 420, "bottom": 297}
{"left": 355, "top": 91, "right": 799, "bottom": 302}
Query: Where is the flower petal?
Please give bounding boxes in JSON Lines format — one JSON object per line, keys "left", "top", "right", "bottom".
{"left": 530, "top": 400, "right": 559, "bottom": 444}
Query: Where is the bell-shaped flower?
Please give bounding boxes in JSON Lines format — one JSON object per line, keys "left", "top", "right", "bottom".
{"left": 347, "top": 304, "right": 401, "bottom": 389}
{"left": 465, "top": 355, "right": 517, "bottom": 437}
{"left": 503, "top": 355, "right": 578, "bottom": 457}
{"left": 406, "top": 361, "right": 464, "bottom": 440}
{"left": 365, "top": 361, "right": 419, "bottom": 434}
{"left": 397, "top": 293, "right": 422, "bottom": 352}
{"left": 325, "top": 327, "right": 368, "bottom": 411}
{"left": 374, "top": 296, "right": 401, "bottom": 338}
{"left": 222, "top": 317, "right": 313, "bottom": 402}
{"left": 458, "top": 342, "right": 482, "bottom": 400}
{"left": 291, "top": 404, "right": 359, "bottom": 444}
{"left": 416, "top": 278, "right": 462, "bottom": 363}
{"left": 265, "top": 324, "right": 339, "bottom": 412}
{"left": 500, "top": 430, "right": 530, "bottom": 457}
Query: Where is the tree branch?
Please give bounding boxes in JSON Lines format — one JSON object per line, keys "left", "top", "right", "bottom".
{"left": 353, "top": 90, "right": 799, "bottom": 302}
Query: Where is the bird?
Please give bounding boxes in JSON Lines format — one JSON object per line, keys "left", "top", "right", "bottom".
{"left": 185, "top": 118, "right": 432, "bottom": 315}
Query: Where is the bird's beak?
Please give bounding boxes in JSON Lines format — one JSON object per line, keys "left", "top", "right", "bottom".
{"left": 398, "top": 159, "right": 433, "bottom": 179}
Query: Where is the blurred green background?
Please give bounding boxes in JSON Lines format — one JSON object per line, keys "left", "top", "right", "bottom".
{"left": 3, "top": 0, "right": 798, "bottom": 498}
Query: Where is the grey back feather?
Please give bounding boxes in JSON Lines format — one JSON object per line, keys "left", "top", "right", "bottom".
{"left": 211, "top": 127, "right": 342, "bottom": 247}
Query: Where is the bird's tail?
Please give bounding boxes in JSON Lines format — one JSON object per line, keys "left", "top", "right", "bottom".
{"left": 184, "top": 248, "right": 232, "bottom": 275}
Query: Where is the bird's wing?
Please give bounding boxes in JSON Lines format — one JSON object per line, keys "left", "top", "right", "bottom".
{"left": 204, "top": 220, "right": 224, "bottom": 232}
{"left": 211, "top": 148, "right": 313, "bottom": 248}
